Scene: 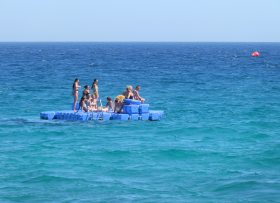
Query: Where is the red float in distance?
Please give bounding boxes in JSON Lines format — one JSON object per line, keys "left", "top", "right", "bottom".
{"left": 251, "top": 51, "right": 260, "bottom": 57}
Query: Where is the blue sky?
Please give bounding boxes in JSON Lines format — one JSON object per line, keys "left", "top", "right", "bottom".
{"left": 0, "top": 0, "right": 279, "bottom": 42}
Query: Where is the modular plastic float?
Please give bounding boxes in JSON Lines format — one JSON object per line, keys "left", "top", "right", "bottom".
{"left": 40, "top": 99, "right": 164, "bottom": 121}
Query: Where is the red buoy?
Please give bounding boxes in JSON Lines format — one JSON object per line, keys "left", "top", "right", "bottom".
{"left": 251, "top": 51, "right": 260, "bottom": 57}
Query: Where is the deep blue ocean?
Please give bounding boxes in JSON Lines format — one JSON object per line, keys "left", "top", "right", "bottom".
{"left": 0, "top": 42, "right": 279, "bottom": 202}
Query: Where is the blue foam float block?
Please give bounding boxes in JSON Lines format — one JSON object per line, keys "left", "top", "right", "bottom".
{"left": 130, "top": 114, "right": 140, "bottom": 120}
{"left": 123, "top": 99, "right": 141, "bottom": 105}
{"left": 55, "top": 110, "right": 74, "bottom": 120}
{"left": 139, "top": 104, "right": 149, "bottom": 114}
{"left": 64, "top": 112, "right": 72, "bottom": 120}
{"left": 88, "top": 112, "right": 99, "bottom": 120}
{"left": 40, "top": 112, "right": 47, "bottom": 119}
{"left": 73, "top": 112, "right": 81, "bottom": 120}
{"left": 73, "top": 112, "right": 88, "bottom": 121}
{"left": 123, "top": 105, "right": 139, "bottom": 114}
{"left": 56, "top": 113, "right": 61, "bottom": 119}
{"left": 58, "top": 112, "right": 65, "bottom": 120}
{"left": 69, "top": 113, "right": 75, "bottom": 120}
{"left": 53, "top": 112, "right": 58, "bottom": 119}
{"left": 73, "top": 112, "right": 83, "bottom": 121}
{"left": 149, "top": 110, "right": 164, "bottom": 121}
{"left": 41, "top": 108, "right": 164, "bottom": 122}
{"left": 112, "top": 113, "right": 129, "bottom": 120}
{"left": 80, "top": 112, "right": 89, "bottom": 121}
{"left": 102, "top": 112, "right": 112, "bottom": 121}
{"left": 140, "top": 113, "right": 149, "bottom": 121}
{"left": 74, "top": 112, "right": 88, "bottom": 121}
{"left": 55, "top": 111, "right": 65, "bottom": 119}
{"left": 150, "top": 110, "right": 164, "bottom": 117}
{"left": 149, "top": 113, "right": 160, "bottom": 121}
{"left": 72, "top": 112, "right": 81, "bottom": 120}
{"left": 40, "top": 112, "right": 46, "bottom": 119}
{"left": 56, "top": 110, "right": 70, "bottom": 120}
{"left": 40, "top": 111, "right": 56, "bottom": 120}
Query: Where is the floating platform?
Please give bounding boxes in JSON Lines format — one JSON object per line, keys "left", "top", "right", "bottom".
{"left": 40, "top": 110, "right": 164, "bottom": 121}
{"left": 40, "top": 100, "right": 164, "bottom": 121}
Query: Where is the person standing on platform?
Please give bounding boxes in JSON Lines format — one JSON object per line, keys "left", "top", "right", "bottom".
{"left": 91, "top": 79, "right": 99, "bottom": 98}
{"left": 72, "top": 78, "right": 80, "bottom": 111}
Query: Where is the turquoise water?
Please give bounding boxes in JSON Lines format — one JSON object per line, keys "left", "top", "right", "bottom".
{"left": 0, "top": 43, "right": 280, "bottom": 202}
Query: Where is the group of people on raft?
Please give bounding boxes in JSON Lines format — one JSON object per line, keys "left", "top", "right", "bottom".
{"left": 72, "top": 78, "right": 145, "bottom": 113}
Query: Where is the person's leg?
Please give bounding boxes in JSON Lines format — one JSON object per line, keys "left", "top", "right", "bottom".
{"left": 73, "top": 93, "right": 78, "bottom": 111}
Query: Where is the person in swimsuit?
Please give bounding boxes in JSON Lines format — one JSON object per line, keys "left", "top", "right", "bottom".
{"left": 91, "top": 79, "right": 99, "bottom": 98}
{"left": 122, "top": 85, "right": 134, "bottom": 99}
{"left": 104, "top": 97, "right": 114, "bottom": 112}
{"left": 114, "top": 98, "right": 123, "bottom": 113}
{"left": 90, "top": 93, "right": 98, "bottom": 111}
{"left": 133, "top": 85, "right": 145, "bottom": 103}
{"left": 79, "top": 96, "right": 88, "bottom": 112}
{"left": 85, "top": 93, "right": 92, "bottom": 110}
{"left": 72, "top": 78, "right": 80, "bottom": 111}
{"left": 82, "top": 85, "right": 90, "bottom": 97}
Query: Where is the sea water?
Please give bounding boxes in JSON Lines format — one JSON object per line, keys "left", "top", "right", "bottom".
{"left": 0, "top": 42, "right": 279, "bottom": 202}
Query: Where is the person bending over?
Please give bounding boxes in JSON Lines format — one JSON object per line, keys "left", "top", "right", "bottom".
{"left": 114, "top": 98, "right": 123, "bottom": 113}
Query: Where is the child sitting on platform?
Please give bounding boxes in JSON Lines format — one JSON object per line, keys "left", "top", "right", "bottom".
{"left": 79, "top": 96, "right": 88, "bottom": 112}
{"left": 89, "top": 93, "right": 98, "bottom": 111}
{"left": 104, "top": 97, "right": 114, "bottom": 112}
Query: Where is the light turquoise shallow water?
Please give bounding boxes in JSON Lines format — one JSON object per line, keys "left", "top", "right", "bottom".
{"left": 0, "top": 43, "right": 280, "bottom": 202}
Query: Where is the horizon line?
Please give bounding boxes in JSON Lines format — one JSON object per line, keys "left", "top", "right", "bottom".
{"left": 0, "top": 41, "right": 280, "bottom": 43}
